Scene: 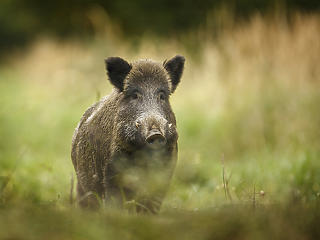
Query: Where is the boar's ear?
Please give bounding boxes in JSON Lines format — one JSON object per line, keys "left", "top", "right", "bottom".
{"left": 105, "top": 57, "right": 132, "bottom": 91}
{"left": 163, "top": 55, "right": 185, "bottom": 93}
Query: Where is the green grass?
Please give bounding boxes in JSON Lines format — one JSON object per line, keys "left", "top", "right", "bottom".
{"left": 1, "top": 203, "right": 320, "bottom": 240}
{"left": 1, "top": 14, "right": 320, "bottom": 239}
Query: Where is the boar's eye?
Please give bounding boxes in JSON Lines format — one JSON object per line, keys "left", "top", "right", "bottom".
{"left": 159, "top": 91, "right": 167, "bottom": 101}
{"left": 130, "top": 91, "right": 141, "bottom": 101}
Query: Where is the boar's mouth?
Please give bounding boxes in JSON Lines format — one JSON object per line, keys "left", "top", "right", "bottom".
{"left": 145, "top": 129, "right": 167, "bottom": 150}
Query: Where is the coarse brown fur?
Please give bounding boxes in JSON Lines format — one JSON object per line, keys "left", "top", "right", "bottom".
{"left": 71, "top": 56, "right": 185, "bottom": 213}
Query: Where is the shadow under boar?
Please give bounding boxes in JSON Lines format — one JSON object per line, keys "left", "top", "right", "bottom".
{"left": 71, "top": 55, "right": 185, "bottom": 213}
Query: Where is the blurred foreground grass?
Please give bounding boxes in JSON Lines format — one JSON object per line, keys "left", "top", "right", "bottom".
{"left": 1, "top": 13, "right": 320, "bottom": 239}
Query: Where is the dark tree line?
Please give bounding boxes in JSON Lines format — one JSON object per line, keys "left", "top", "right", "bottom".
{"left": 0, "top": 0, "right": 319, "bottom": 54}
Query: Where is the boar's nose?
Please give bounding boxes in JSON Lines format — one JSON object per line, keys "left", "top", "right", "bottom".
{"left": 146, "top": 129, "right": 166, "bottom": 149}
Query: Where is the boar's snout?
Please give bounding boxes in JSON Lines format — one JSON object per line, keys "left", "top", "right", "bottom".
{"left": 135, "top": 114, "right": 169, "bottom": 150}
{"left": 145, "top": 129, "right": 166, "bottom": 150}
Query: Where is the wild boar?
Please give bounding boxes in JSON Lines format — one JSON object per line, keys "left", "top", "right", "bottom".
{"left": 71, "top": 55, "right": 185, "bottom": 213}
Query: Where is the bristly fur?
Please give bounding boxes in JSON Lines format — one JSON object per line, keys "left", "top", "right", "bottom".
{"left": 72, "top": 55, "right": 185, "bottom": 211}
{"left": 123, "top": 60, "right": 172, "bottom": 92}
{"left": 105, "top": 56, "right": 185, "bottom": 93}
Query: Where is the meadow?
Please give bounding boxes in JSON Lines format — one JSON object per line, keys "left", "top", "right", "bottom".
{"left": 0, "top": 13, "right": 320, "bottom": 239}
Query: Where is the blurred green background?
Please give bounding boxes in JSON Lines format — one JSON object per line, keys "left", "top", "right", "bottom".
{"left": 1, "top": 1, "right": 320, "bottom": 239}
{"left": 1, "top": 0, "right": 320, "bottom": 55}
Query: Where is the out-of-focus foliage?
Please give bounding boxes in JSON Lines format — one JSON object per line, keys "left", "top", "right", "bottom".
{"left": 1, "top": 204, "right": 320, "bottom": 240}
{"left": 1, "top": 0, "right": 320, "bottom": 54}
{"left": 1, "top": 12, "right": 320, "bottom": 206}
{"left": 1, "top": 4, "right": 320, "bottom": 239}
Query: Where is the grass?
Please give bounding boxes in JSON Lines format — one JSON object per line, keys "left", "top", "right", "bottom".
{"left": 1, "top": 13, "right": 320, "bottom": 239}
{"left": 1, "top": 203, "right": 320, "bottom": 240}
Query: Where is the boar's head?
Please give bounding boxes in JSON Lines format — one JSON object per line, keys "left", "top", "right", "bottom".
{"left": 105, "top": 56, "right": 185, "bottom": 153}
